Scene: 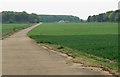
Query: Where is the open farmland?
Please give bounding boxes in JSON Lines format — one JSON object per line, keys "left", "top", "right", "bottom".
{"left": 28, "top": 23, "right": 118, "bottom": 70}
{"left": 2, "top": 24, "right": 30, "bottom": 38}
{"left": 0, "top": 24, "right": 2, "bottom": 39}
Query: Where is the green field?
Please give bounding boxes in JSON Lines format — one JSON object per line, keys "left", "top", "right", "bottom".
{"left": 2, "top": 24, "right": 30, "bottom": 38}
{"left": 0, "top": 24, "right": 2, "bottom": 38}
{"left": 28, "top": 23, "right": 118, "bottom": 70}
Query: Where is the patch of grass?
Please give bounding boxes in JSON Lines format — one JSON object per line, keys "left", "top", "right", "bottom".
{"left": 29, "top": 35, "right": 118, "bottom": 61}
{"left": 2, "top": 24, "right": 30, "bottom": 39}
{"left": 28, "top": 23, "right": 118, "bottom": 35}
{"left": 0, "top": 24, "right": 2, "bottom": 39}
{"left": 57, "top": 45, "right": 64, "bottom": 49}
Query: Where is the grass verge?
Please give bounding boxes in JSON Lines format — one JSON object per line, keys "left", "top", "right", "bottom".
{"left": 37, "top": 43, "right": 118, "bottom": 75}
{"left": 2, "top": 24, "right": 32, "bottom": 39}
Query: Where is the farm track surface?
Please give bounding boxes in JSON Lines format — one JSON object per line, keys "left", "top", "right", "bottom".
{"left": 2, "top": 23, "right": 110, "bottom": 75}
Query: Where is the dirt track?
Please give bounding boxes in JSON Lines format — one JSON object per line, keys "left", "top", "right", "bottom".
{"left": 2, "top": 23, "right": 110, "bottom": 75}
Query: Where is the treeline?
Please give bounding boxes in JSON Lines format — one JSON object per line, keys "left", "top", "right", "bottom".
{"left": 87, "top": 10, "right": 120, "bottom": 22}
{"left": 39, "top": 15, "right": 80, "bottom": 22}
{"left": 2, "top": 11, "right": 39, "bottom": 23}
{"left": 2, "top": 11, "right": 80, "bottom": 23}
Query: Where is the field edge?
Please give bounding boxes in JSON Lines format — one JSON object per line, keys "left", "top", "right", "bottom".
{"left": 27, "top": 38, "right": 118, "bottom": 75}
{"left": 2, "top": 24, "right": 33, "bottom": 39}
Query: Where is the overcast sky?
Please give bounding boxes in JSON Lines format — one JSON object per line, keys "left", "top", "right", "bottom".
{"left": 0, "top": 0, "right": 119, "bottom": 19}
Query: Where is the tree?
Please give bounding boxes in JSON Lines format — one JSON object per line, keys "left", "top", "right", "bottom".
{"left": 38, "top": 15, "right": 80, "bottom": 22}
{"left": 87, "top": 10, "right": 120, "bottom": 22}
{"left": 2, "top": 11, "right": 39, "bottom": 23}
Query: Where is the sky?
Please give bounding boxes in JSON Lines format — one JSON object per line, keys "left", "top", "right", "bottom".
{"left": 0, "top": 0, "right": 119, "bottom": 19}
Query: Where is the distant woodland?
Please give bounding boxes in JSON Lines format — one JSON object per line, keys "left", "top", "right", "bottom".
{"left": 2, "top": 11, "right": 80, "bottom": 23}
{"left": 87, "top": 10, "right": 120, "bottom": 22}
{"left": 1, "top": 10, "right": 120, "bottom": 23}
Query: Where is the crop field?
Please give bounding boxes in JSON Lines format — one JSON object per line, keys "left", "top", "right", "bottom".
{"left": 0, "top": 24, "right": 2, "bottom": 38}
{"left": 28, "top": 23, "right": 118, "bottom": 63}
{"left": 2, "top": 24, "right": 30, "bottom": 38}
